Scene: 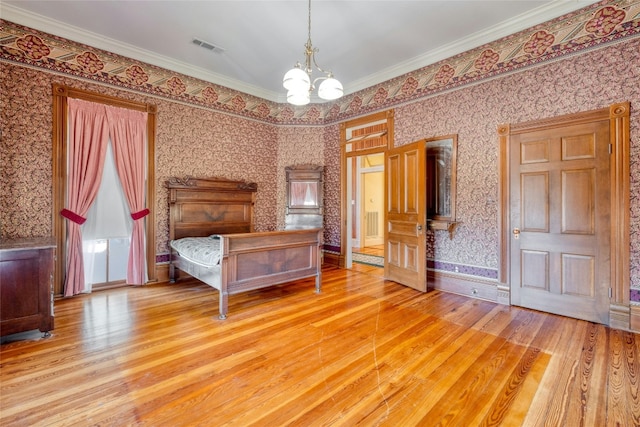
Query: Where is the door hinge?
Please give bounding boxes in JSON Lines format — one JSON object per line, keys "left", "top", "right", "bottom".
{"left": 608, "top": 144, "right": 612, "bottom": 154}
{"left": 608, "top": 287, "right": 612, "bottom": 298}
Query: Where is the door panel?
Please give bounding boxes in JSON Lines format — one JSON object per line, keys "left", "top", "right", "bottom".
{"left": 384, "top": 141, "right": 427, "bottom": 291}
{"left": 521, "top": 172, "right": 548, "bottom": 231}
{"left": 521, "top": 250, "right": 549, "bottom": 290}
{"left": 510, "top": 121, "right": 610, "bottom": 324}
{"left": 562, "top": 169, "right": 595, "bottom": 234}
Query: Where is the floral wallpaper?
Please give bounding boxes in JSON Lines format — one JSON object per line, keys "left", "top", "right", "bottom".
{"left": 396, "top": 36, "right": 640, "bottom": 284}
{"left": 154, "top": 101, "right": 282, "bottom": 252}
{"left": 322, "top": 124, "right": 342, "bottom": 252}
{"left": 274, "top": 126, "right": 325, "bottom": 229}
{"left": 1, "top": 0, "right": 640, "bottom": 304}
{"left": 0, "top": 65, "right": 53, "bottom": 238}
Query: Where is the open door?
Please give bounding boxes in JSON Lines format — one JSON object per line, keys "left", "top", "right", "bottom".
{"left": 384, "top": 140, "right": 427, "bottom": 291}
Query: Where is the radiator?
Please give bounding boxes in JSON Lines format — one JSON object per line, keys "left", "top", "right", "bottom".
{"left": 365, "top": 211, "right": 379, "bottom": 237}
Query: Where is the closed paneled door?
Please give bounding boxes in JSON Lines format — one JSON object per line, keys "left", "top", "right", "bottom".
{"left": 510, "top": 120, "right": 611, "bottom": 324}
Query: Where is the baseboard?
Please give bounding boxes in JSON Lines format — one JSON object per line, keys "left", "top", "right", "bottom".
{"left": 323, "top": 252, "right": 341, "bottom": 267}
{"left": 496, "top": 283, "right": 510, "bottom": 305}
{"left": 609, "top": 303, "right": 630, "bottom": 331}
{"left": 629, "top": 305, "right": 640, "bottom": 332}
{"left": 155, "top": 263, "right": 170, "bottom": 283}
{"left": 429, "top": 271, "right": 501, "bottom": 304}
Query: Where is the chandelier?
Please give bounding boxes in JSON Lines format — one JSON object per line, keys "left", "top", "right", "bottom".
{"left": 282, "top": 0, "right": 343, "bottom": 106}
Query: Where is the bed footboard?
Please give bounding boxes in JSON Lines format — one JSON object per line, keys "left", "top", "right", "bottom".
{"left": 215, "top": 228, "right": 322, "bottom": 319}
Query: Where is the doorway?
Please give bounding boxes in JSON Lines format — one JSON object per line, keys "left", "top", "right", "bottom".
{"left": 353, "top": 154, "right": 384, "bottom": 265}
{"left": 340, "top": 110, "right": 393, "bottom": 270}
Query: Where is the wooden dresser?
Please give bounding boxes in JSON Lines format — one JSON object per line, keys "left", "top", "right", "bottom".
{"left": 0, "top": 237, "right": 55, "bottom": 337}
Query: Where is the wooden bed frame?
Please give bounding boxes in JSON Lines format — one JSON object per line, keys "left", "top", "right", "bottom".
{"left": 166, "top": 176, "right": 322, "bottom": 319}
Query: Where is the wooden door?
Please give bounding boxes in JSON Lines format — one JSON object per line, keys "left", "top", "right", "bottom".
{"left": 384, "top": 141, "right": 427, "bottom": 291}
{"left": 510, "top": 120, "right": 610, "bottom": 324}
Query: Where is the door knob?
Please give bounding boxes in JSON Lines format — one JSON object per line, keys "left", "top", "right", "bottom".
{"left": 512, "top": 228, "right": 520, "bottom": 240}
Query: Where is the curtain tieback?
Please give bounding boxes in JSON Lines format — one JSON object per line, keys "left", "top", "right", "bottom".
{"left": 60, "top": 208, "right": 86, "bottom": 225}
{"left": 131, "top": 208, "right": 150, "bottom": 221}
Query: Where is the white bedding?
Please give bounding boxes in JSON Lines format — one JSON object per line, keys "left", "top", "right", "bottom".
{"left": 169, "top": 236, "right": 221, "bottom": 267}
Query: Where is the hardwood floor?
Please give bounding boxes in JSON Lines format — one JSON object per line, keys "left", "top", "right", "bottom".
{"left": 354, "top": 244, "right": 384, "bottom": 257}
{"left": 1, "top": 265, "right": 639, "bottom": 426}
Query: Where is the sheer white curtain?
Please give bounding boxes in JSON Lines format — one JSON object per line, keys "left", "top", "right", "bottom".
{"left": 81, "top": 142, "right": 132, "bottom": 293}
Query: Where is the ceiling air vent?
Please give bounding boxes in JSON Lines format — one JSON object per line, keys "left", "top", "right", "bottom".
{"left": 192, "top": 38, "right": 225, "bottom": 53}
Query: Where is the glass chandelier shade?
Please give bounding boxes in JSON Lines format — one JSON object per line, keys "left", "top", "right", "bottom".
{"left": 283, "top": 65, "right": 310, "bottom": 93}
{"left": 318, "top": 77, "right": 343, "bottom": 100}
{"left": 282, "top": 0, "right": 343, "bottom": 105}
{"left": 287, "top": 89, "right": 311, "bottom": 106}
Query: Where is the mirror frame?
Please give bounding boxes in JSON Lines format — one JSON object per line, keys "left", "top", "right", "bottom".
{"left": 426, "top": 134, "right": 457, "bottom": 224}
{"left": 285, "top": 164, "right": 324, "bottom": 216}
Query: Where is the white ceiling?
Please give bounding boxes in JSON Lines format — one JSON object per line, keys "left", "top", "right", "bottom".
{"left": 2, "top": 1, "right": 600, "bottom": 103}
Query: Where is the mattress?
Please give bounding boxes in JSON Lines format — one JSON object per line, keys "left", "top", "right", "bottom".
{"left": 169, "top": 236, "right": 221, "bottom": 267}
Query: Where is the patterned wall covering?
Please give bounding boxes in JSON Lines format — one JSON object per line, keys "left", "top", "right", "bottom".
{"left": 322, "top": 124, "right": 342, "bottom": 252}
{"left": 1, "top": 0, "right": 640, "bottom": 302}
{"left": 395, "top": 37, "right": 640, "bottom": 285}
{"left": 155, "top": 103, "right": 282, "bottom": 251}
{"left": 0, "top": 63, "right": 289, "bottom": 257}
{"left": 275, "top": 126, "right": 325, "bottom": 229}
{"left": 1, "top": 65, "right": 52, "bottom": 238}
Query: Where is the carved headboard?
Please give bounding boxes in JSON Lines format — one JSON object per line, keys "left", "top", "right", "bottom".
{"left": 166, "top": 176, "right": 258, "bottom": 241}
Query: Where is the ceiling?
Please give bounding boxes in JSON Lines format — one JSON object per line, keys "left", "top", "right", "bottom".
{"left": 2, "top": 1, "right": 600, "bottom": 103}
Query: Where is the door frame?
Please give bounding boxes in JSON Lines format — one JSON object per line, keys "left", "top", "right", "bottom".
{"left": 498, "top": 102, "right": 630, "bottom": 328}
{"left": 339, "top": 110, "right": 394, "bottom": 268}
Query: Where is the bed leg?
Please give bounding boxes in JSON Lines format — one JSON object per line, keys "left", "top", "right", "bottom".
{"left": 218, "top": 290, "right": 229, "bottom": 320}
{"left": 169, "top": 262, "right": 175, "bottom": 284}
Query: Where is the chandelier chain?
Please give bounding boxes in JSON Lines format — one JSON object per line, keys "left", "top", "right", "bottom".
{"left": 282, "top": 0, "right": 343, "bottom": 105}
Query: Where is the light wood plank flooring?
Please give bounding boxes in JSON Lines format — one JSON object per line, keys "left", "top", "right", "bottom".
{"left": 353, "top": 245, "right": 384, "bottom": 257}
{"left": 1, "top": 266, "right": 639, "bottom": 426}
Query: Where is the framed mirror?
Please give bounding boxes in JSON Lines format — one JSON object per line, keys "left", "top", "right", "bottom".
{"left": 289, "top": 181, "right": 319, "bottom": 208}
{"left": 285, "top": 164, "right": 324, "bottom": 229}
{"left": 426, "top": 135, "right": 458, "bottom": 231}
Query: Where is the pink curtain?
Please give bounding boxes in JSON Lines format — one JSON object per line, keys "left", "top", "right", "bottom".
{"left": 106, "top": 105, "right": 149, "bottom": 285}
{"left": 63, "top": 99, "right": 109, "bottom": 296}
